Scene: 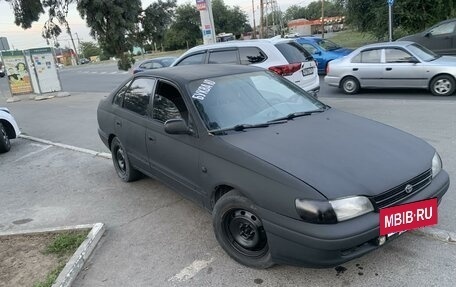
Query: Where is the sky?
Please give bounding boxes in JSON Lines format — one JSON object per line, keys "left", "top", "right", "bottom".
{"left": 0, "top": 0, "right": 314, "bottom": 50}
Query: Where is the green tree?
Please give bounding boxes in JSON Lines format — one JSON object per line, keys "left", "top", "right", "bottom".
{"left": 212, "top": 0, "right": 249, "bottom": 36}
{"left": 283, "top": 5, "right": 307, "bottom": 22}
{"left": 341, "top": 0, "right": 456, "bottom": 40}
{"left": 164, "top": 3, "right": 201, "bottom": 50}
{"left": 142, "top": 0, "right": 177, "bottom": 51}
{"left": 77, "top": 0, "right": 142, "bottom": 70}
{"left": 79, "top": 41, "right": 101, "bottom": 58}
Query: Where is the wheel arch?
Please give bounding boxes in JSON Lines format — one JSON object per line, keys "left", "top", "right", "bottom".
{"left": 339, "top": 74, "right": 361, "bottom": 89}
{"left": 210, "top": 184, "right": 249, "bottom": 211}
{"left": 0, "top": 119, "right": 16, "bottom": 139}
{"left": 428, "top": 73, "right": 456, "bottom": 89}
{"left": 108, "top": 133, "right": 117, "bottom": 150}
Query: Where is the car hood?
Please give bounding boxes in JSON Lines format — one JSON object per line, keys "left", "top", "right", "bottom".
{"left": 219, "top": 109, "right": 434, "bottom": 199}
{"left": 428, "top": 55, "right": 456, "bottom": 65}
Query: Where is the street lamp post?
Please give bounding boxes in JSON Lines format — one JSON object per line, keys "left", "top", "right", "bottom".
{"left": 321, "top": 0, "right": 325, "bottom": 39}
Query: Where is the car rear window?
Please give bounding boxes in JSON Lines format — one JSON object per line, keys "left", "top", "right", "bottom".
{"left": 275, "top": 42, "right": 312, "bottom": 64}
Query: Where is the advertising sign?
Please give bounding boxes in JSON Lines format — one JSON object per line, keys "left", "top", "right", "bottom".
{"left": 29, "top": 47, "right": 61, "bottom": 93}
{"left": 196, "top": 0, "right": 207, "bottom": 11}
{"left": 1, "top": 50, "right": 33, "bottom": 95}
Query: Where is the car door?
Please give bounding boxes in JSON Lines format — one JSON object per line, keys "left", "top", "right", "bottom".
{"left": 350, "top": 48, "right": 383, "bottom": 88}
{"left": 300, "top": 42, "right": 324, "bottom": 71}
{"left": 146, "top": 80, "right": 203, "bottom": 202}
{"left": 421, "top": 20, "right": 456, "bottom": 55}
{"left": 383, "top": 47, "right": 428, "bottom": 88}
{"left": 114, "top": 77, "right": 156, "bottom": 172}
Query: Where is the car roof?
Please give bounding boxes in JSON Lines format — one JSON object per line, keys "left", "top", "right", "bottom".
{"left": 359, "top": 41, "right": 415, "bottom": 49}
{"left": 136, "top": 64, "right": 263, "bottom": 84}
{"left": 141, "top": 56, "right": 176, "bottom": 62}
{"left": 185, "top": 37, "right": 294, "bottom": 52}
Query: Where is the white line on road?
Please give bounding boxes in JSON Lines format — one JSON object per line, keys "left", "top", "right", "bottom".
{"left": 14, "top": 145, "right": 51, "bottom": 162}
{"left": 168, "top": 257, "right": 215, "bottom": 282}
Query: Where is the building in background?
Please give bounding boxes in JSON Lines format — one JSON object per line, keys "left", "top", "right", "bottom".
{"left": 0, "top": 37, "right": 10, "bottom": 51}
{"left": 287, "top": 16, "right": 345, "bottom": 36}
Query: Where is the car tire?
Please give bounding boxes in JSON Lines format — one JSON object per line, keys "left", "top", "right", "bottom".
{"left": 430, "top": 75, "right": 455, "bottom": 96}
{"left": 110, "top": 137, "right": 140, "bottom": 182}
{"left": 0, "top": 122, "right": 11, "bottom": 153}
{"left": 212, "top": 190, "right": 274, "bottom": 269}
{"left": 341, "top": 76, "right": 360, "bottom": 94}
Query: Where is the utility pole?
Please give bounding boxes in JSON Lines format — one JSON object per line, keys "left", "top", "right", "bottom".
{"left": 74, "top": 32, "right": 82, "bottom": 57}
{"left": 321, "top": 0, "right": 325, "bottom": 39}
{"left": 260, "top": 0, "right": 264, "bottom": 38}
{"left": 67, "top": 27, "right": 79, "bottom": 65}
{"left": 252, "top": 0, "right": 257, "bottom": 39}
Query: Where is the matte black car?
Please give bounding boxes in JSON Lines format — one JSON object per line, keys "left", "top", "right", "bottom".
{"left": 399, "top": 18, "right": 456, "bottom": 55}
{"left": 97, "top": 65, "right": 449, "bottom": 268}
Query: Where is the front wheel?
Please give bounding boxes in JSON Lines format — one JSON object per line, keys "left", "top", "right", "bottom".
{"left": 341, "top": 76, "right": 360, "bottom": 95}
{"left": 430, "top": 75, "right": 455, "bottom": 96}
{"left": 213, "top": 190, "right": 274, "bottom": 269}
{"left": 110, "top": 137, "right": 140, "bottom": 182}
{"left": 0, "top": 123, "right": 11, "bottom": 153}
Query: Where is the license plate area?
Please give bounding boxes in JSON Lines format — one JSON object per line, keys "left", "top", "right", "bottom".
{"left": 379, "top": 198, "right": 437, "bottom": 236}
{"left": 302, "top": 67, "right": 314, "bottom": 76}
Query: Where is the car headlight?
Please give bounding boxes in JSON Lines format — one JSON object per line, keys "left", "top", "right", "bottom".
{"left": 432, "top": 152, "right": 442, "bottom": 178}
{"left": 295, "top": 196, "right": 374, "bottom": 224}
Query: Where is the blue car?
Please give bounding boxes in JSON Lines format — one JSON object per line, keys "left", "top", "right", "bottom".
{"left": 295, "top": 37, "right": 352, "bottom": 74}
{"left": 132, "top": 57, "right": 177, "bottom": 74}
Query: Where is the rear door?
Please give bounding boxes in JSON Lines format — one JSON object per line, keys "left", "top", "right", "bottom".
{"left": 274, "top": 42, "right": 318, "bottom": 91}
{"left": 350, "top": 48, "right": 383, "bottom": 87}
{"left": 421, "top": 20, "right": 456, "bottom": 55}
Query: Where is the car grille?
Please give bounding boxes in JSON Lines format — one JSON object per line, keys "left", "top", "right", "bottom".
{"left": 372, "top": 169, "right": 432, "bottom": 209}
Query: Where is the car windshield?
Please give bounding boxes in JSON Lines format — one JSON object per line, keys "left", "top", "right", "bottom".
{"left": 187, "top": 71, "right": 326, "bottom": 132}
{"left": 407, "top": 43, "right": 439, "bottom": 61}
{"left": 315, "top": 39, "right": 340, "bottom": 51}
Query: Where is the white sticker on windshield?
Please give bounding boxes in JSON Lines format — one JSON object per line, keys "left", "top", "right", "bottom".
{"left": 192, "top": 79, "right": 216, "bottom": 100}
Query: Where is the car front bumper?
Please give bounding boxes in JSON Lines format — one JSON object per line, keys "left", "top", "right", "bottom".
{"left": 259, "top": 170, "right": 450, "bottom": 267}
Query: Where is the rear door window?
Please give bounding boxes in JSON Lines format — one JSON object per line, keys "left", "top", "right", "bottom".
{"left": 275, "top": 42, "right": 312, "bottom": 63}
{"left": 176, "top": 53, "right": 206, "bottom": 66}
{"left": 352, "top": 49, "right": 382, "bottom": 63}
{"left": 239, "top": 47, "right": 267, "bottom": 64}
{"left": 208, "top": 50, "right": 238, "bottom": 64}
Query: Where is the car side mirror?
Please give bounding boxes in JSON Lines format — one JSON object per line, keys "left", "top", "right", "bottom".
{"left": 164, "top": 118, "right": 192, "bottom": 135}
{"left": 314, "top": 51, "right": 322, "bottom": 55}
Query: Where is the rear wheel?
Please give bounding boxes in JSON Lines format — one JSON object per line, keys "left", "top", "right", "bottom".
{"left": 213, "top": 190, "right": 274, "bottom": 269}
{"left": 341, "top": 76, "right": 360, "bottom": 94}
{"left": 0, "top": 123, "right": 11, "bottom": 153}
{"left": 430, "top": 75, "right": 455, "bottom": 96}
{"left": 110, "top": 137, "right": 140, "bottom": 182}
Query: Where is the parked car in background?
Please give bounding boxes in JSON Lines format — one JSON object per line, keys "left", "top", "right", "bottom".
{"left": 132, "top": 57, "right": 176, "bottom": 74}
{"left": 97, "top": 64, "right": 449, "bottom": 268}
{"left": 0, "top": 61, "right": 5, "bottom": 77}
{"left": 325, "top": 41, "right": 456, "bottom": 96}
{"left": 398, "top": 18, "right": 456, "bottom": 55}
{"left": 0, "top": 107, "right": 20, "bottom": 153}
{"left": 171, "top": 38, "right": 320, "bottom": 96}
{"left": 295, "top": 37, "right": 352, "bottom": 74}
{"left": 79, "top": 58, "right": 90, "bottom": 64}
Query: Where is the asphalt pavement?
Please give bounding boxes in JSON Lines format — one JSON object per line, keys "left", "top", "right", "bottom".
{"left": 1, "top": 63, "right": 456, "bottom": 286}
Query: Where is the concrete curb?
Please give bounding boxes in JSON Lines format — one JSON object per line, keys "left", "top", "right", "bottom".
{"left": 0, "top": 223, "right": 105, "bottom": 287}
{"left": 411, "top": 226, "right": 456, "bottom": 244}
{"left": 17, "top": 135, "right": 456, "bottom": 246}
{"left": 19, "top": 134, "right": 112, "bottom": 159}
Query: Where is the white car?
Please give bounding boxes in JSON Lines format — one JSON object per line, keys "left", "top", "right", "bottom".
{"left": 171, "top": 38, "right": 320, "bottom": 96}
{"left": 0, "top": 107, "right": 21, "bottom": 153}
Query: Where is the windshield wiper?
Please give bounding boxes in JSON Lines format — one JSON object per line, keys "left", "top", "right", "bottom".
{"left": 210, "top": 120, "right": 287, "bottom": 134}
{"left": 268, "top": 108, "right": 327, "bottom": 122}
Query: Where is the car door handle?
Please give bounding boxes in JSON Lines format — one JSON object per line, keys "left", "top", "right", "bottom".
{"left": 352, "top": 68, "right": 358, "bottom": 71}
{"left": 115, "top": 121, "right": 122, "bottom": 127}
{"left": 386, "top": 67, "right": 392, "bottom": 71}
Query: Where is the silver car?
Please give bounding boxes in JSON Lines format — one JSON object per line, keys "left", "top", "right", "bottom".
{"left": 325, "top": 41, "right": 456, "bottom": 96}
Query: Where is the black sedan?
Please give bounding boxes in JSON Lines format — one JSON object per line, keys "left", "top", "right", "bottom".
{"left": 97, "top": 65, "right": 449, "bottom": 268}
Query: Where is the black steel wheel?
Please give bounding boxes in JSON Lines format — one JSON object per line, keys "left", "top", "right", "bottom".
{"left": 213, "top": 190, "right": 274, "bottom": 269}
{"left": 341, "top": 76, "right": 360, "bottom": 95}
{"left": 430, "top": 75, "right": 455, "bottom": 96}
{"left": 110, "top": 137, "right": 140, "bottom": 182}
{"left": 0, "top": 123, "right": 11, "bottom": 153}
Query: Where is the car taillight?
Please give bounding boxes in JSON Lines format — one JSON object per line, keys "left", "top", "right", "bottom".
{"left": 268, "top": 63, "right": 301, "bottom": 76}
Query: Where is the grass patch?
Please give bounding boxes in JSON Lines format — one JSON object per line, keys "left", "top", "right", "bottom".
{"left": 33, "top": 230, "right": 89, "bottom": 287}
{"left": 330, "top": 30, "right": 380, "bottom": 48}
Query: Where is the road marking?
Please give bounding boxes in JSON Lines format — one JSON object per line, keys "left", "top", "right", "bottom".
{"left": 168, "top": 257, "right": 214, "bottom": 282}
{"left": 14, "top": 145, "right": 51, "bottom": 162}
